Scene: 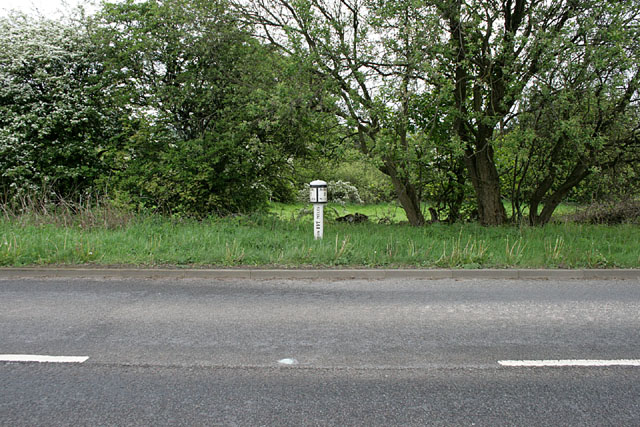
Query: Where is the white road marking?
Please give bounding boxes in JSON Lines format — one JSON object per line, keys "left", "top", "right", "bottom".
{"left": 278, "top": 358, "right": 298, "bottom": 365}
{"left": 0, "top": 354, "right": 89, "bottom": 363}
{"left": 499, "top": 359, "right": 640, "bottom": 367}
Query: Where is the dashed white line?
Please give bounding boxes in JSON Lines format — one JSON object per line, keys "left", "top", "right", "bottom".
{"left": 499, "top": 359, "right": 640, "bottom": 367}
{"left": 0, "top": 354, "right": 89, "bottom": 363}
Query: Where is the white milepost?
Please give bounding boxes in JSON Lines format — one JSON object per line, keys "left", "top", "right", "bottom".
{"left": 309, "top": 180, "right": 328, "bottom": 240}
{"left": 314, "top": 204, "right": 324, "bottom": 240}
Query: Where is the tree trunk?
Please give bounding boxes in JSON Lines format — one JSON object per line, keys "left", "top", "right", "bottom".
{"left": 447, "top": 6, "right": 506, "bottom": 226}
{"left": 464, "top": 143, "right": 507, "bottom": 226}
{"left": 529, "top": 163, "right": 590, "bottom": 226}
{"left": 382, "top": 162, "right": 426, "bottom": 226}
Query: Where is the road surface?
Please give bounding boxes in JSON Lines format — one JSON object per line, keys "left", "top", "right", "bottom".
{"left": 1, "top": 276, "right": 639, "bottom": 425}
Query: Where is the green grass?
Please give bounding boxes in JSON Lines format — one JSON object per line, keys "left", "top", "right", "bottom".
{"left": 269, "top": 202, "right": 411, "bottom": 223}
{"left": 1, "top": 210, "right": 638, "bottom": 268}
{"left": 270, "top": 201, "right": 583, "bottom": 224}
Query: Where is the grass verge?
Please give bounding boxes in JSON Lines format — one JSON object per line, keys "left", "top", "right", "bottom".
{"left": 1, "top": 212, "right": 638, "bottom": 268}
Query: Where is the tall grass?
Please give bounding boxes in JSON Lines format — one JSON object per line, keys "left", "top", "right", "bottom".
{"left": 0, "top": 192, "right": 135, "bottom": 230}
{"left": 1, "top": 205, "right": 638, "bottom": 268}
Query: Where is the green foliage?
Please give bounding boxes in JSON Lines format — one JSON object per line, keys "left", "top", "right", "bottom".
{"left": 294, "top": 149, "right": 395, "bottom": 204}
{"left": 113, "top": 133, "right": 276, "bottom": 216}
{"left": 498, "top": 0, "right": 640, "bottom": 225}
{"left": 242, "top": 0, "right": 440, "bottom": 225}
{"left": 2, "top": 0, "right": 638, "bottom": 225}
{"left": 245, "top": 0, "right": 640, "bottom": 225}
{"left": 93, "top": 0, "right": 334, "bottom": 216}
{"left": 572, "top": 163, "right": 640, "bottom": 204}
{"left": 0, "top": 13, "right": 115, "bottom": 200}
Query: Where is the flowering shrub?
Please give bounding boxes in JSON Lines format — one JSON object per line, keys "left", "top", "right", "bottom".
{"left": 0, "top": 13, "right": 113, "bottom": 200}
{"left": 328, "top": 180, "right": 363, "bottom": 204}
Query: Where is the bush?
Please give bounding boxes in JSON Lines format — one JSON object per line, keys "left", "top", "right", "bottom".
{"left": 112, "top": 133, "right": 278, "bottom": 217}
{"left": 567, "top": 199, "right": 640, "bottom": 225}
{"left": 0, "top": 14, "right": 114, "bottom": 200}
{"left": 327, "top": 180, "right": 363, "bottom": 204}
{"left": 93, "top": 0, "right": 332, "bottom": 217}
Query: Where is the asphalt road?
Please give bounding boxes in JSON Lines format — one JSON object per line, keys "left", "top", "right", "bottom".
{"left": 1, "top": 276, "right": 639, "bottom": 425}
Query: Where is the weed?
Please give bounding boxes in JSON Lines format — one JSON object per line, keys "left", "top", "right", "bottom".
{"left": 586, "top": 242, "right": 615, "bottom": 268}
{"left": 224, "top": 239, "right": 245, "bottom": 265}
{"left": 407, "top": 240, "right": 417, "bottom": 258}
{"left": 74, "top": 240, "right": 97, "bottom": 263}
{"left": 545, "top": 237, "right": 565, "bottom": 265}
{"left": 436, "top": 232, "right": 488, "bottom": 267}
{"left": 505, "top": 236, "right": 527, "bottom": 266}
{"left": 1, "top": 192, "right": 134, "bottom": 230}
{"left": 0, "top": 233, "right": 19, "bottom": 264}
{"left": 386, "top": 236, "right": 395, "bottom": 258}
{"left": 333, "top": 234, "right": 351, "bottom": 262}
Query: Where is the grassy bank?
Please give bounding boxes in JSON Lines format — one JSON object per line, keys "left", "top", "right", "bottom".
{"left": 1, "top": 211, "right": 638, "bottom": 268}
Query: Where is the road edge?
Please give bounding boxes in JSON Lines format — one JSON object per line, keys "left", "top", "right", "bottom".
{"left": 1, "top": 268, "right": 639, "bottom": 280}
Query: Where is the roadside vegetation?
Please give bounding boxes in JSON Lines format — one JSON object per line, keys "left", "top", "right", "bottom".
{"left": 1, "top": 198, "right": 638, "bottom": 268}
{"left": 1, "top": 1, "right": 639, "bottom": 269}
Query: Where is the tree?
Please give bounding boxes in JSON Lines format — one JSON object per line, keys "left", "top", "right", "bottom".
{"left": 420, "top": 0, "right": 586, "bottom": 224}
{"left": 93, "top": 0, "right": 334, "bottom": 216}
{"left": 0, "top": 12, "right": 114, "bottom": 200}
{"left": 243, "top": 0, "right": 640, "bottom": 226}
{"left": 411, "top": 0, "right": 640, "bottom": 225}
{"left": 240, "top": 0, "right": 441, "bottom": 225}
{"left": 501, "top": 0, "right": 640, "bottom": 225}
